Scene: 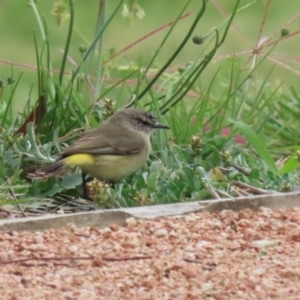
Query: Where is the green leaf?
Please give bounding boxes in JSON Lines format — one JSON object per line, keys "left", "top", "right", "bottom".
{"left": 180, "top": 166, "right": 197, "bottom": 190}
{"left": 202, "top": 143, "right": 221, "bottom": 167}
{"left": 229, "top": 119, "right": 278, "bottom": 175}
{"left": 149, "top": 161, "right": 162, "bottom": 174}
{"left": 279, "top": 152, "right": 299, "bottom": 176}
{"left": 249, "top": 168, "right": 260, "bottom": 180}
{"left": 147, "top": 172, "right": 158, "bottom": 191}
{"left": 61, "top": 173, "right": 82, "bottom": 189}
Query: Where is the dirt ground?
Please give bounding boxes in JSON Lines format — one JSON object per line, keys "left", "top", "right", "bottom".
{"left": 0, "top": 207, "right": 300, "bottom": 299}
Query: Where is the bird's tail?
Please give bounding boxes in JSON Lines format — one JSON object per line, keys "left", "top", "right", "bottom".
{"left": 36, "top": 159, "right": 66, "bottom": 176}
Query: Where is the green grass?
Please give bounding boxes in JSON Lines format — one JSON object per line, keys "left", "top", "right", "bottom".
{"left": 1, "top": 0, "right": 300, "bottom": 110}
{"left": 0, "top": 0, "right": 300, "bottom": 216}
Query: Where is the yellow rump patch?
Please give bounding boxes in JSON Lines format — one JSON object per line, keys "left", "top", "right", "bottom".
{"left": 64, "top": 154, "right": 95, "bottom": 168}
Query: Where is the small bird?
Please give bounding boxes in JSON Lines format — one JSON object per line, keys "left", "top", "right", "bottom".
{"left": 38, "top": 108, "right": 169, "bottom": 198}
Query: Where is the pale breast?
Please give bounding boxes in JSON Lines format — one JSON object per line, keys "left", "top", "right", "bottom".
{"left": 82, "top": 140, "right": 151, "bottom": 181}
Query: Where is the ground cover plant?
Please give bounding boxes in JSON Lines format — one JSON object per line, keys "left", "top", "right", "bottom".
{"left": 0, "top": 0, "right": 300, "bottom": 216}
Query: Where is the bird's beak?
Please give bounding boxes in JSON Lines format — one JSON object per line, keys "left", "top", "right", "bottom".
{"left": 152, "top": 122, "right": 170, "bottom": 129}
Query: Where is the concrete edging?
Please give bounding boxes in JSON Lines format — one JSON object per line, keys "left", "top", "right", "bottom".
{"left": 0, "top": 191, "right": 300, "bottom": 232}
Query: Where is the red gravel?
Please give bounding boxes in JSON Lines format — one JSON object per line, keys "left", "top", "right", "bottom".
{"left": 0, "top": 207, "right": 300, "bottom": 299}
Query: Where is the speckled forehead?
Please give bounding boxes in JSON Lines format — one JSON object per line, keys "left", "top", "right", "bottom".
{"left": 145, "top": 112, "right": 157, "bottom": 121}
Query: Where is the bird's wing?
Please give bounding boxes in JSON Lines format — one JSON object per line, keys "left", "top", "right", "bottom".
{"left": 61, "top": 123, "right": 145, "bottom": 157}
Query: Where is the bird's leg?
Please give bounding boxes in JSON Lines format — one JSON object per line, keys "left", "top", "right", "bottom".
{"left": 82, "top": 172, "right": 92, "bottom": 200}
{"left": 107, "top": 180, "right": 115, "bottom": 188}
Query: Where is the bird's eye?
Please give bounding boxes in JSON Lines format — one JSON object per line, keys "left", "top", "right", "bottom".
{"left": 139, "top": 119, "right": 151, "bottom": 126}
{"left": 137, "top": 113, "right": 157, "bottom": 126}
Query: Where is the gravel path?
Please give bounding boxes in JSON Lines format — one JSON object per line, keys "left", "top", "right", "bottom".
{"left": 0, "top": 207, "right": 300, "bottom": 299}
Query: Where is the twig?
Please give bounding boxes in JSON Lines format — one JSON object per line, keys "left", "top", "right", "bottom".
{"left": 0, "top": 256, "right": 94, "bottom": 265}
{"left": 275, "top": 156, "right": 290, "bottom": 169}
{"left": 267, "top": 55, "right": 300, "bottom": 77}
{"left": 231, "top": 186, "right": 250, "bottom": 197}
{"left": 6, "top": 177, "right": 27, "bottom": 218}
{"left": 59, "top": 48, "right": 77, "bottom": 67}
{"left": 102, "top": 12, "right": 191, "bottom": 65}
{"left": 183, "top": 258, "right": 202, "bottom": 264}
{"left": 218, "top": 167, "right": 231, "bottom": 174}
{"left": 74, "top": 233, "right": 91, "bottom": 238}
{"left": 255, "top": 0, "right": 272, "bottom": 51}
{"left": 59, "top": 48, "right": 96, "bottom": 96}
{"left": 231, "top": 180, "right": 277, "bottom": 195}
{"left": 123, "top": 94, "right": 136, "bottom": 109}
{"left": 230, "top": 163, "right": 264, "bottom": 183}
{"left": 102, "top": 255, "right": 151, "bottom": 261}
{"left": 206, "top": 183, "right": 221, "bottom": 199}
{"left": 22, "top": 263, "right": 49, "bottom": 267}
{"left": 8, "top": 192, "right": 27, "bottom": 217}
{"left": 230, "top": 163, "right": 250, "bottom": 176}
{"left": 0, "top": 255, "right": 151, "bottom": 265}
{"left": 210, "top": 0, "right": 251, "bottom": 47}
{"left": 0, "top": 60, "right": 203, "bottom": 99}
{"left": 215, "top": 189, "right": 232, "bottom": 198}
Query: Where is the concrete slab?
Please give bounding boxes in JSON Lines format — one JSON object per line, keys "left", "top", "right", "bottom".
{"left": 0, "top": 191, "right": 300, "bottom": 232}
{"left": 0, "top": 210, "right": 132, "bottom": 232}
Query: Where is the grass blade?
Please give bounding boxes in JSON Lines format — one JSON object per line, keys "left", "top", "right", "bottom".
{"left": 229, "top": 119, "right": 278, "bottom": 174}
